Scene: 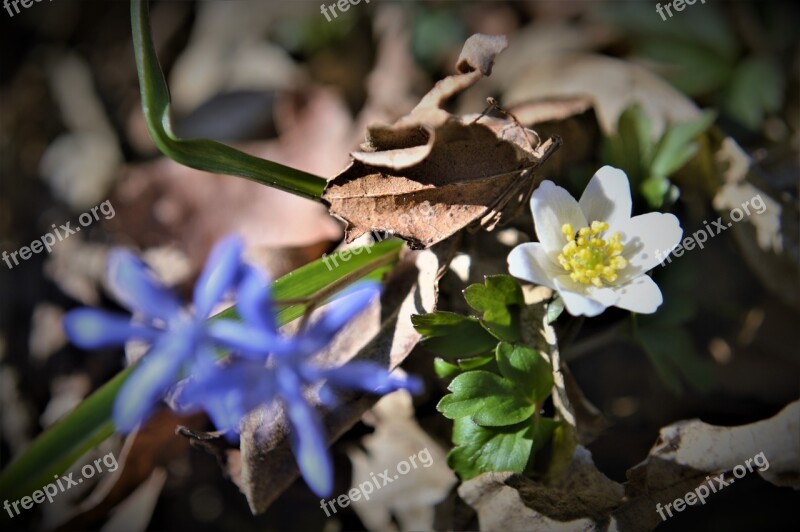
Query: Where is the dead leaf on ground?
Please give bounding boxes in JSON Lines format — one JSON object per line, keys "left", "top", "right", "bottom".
{"left": 323, "top": 34, "right": 561, "bottom": 250}
{"left": 459, "top": 446, "right": 623, "bottom": 531}
{"left": 231, "top": 248, "right": 439, "bottom": 513}
{"left": 614, "top": 399, "right": 800, "bottom": 530}
{"left": 346, "top": 389, "right": 457, "bottom": 531}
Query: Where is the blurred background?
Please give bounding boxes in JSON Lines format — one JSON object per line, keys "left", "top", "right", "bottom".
{"left": 1, "top": 1, "right": 798, "bottom": 530}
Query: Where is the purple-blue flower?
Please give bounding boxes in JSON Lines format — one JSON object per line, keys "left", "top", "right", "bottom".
{"left": 63, "top": 235, "right": 246, "bottom": 432}
{"left": 174, "top": 272, "right": 422, "bottom": 497}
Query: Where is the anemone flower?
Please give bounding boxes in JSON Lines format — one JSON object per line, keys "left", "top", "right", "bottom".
{"left": 508, "top": 166, "right": 682, "bottom": 317}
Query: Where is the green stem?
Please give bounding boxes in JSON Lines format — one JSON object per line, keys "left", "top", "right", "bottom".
{"left": 131, "top": 0, "right": 327, "bottom": 200}
{"left": 0, "top": 240, "right": 403, "bottom": 502}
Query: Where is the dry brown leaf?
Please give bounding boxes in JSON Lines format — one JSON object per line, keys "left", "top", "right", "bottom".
{"left": 323, "top": 34, "right": 561, "bottom": 249}
{"left": 614, "top": 400, "right": 800, "bottom": 530}
{"left": 235, "top": 248, "right": 439, "bottom": 513}
{"left": 346, "top": 390, "right": 457, "bottom": 531}
{"left": 459, "top": 447, "right": 623, "bottom": 531}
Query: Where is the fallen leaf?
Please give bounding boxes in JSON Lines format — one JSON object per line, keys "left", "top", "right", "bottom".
{"left": 346, "top": 390, "right": 457, "bottom": 531}
{"left": 323, "top": 34, "right": 561, "bottom": 249}
{"left": 236, "top": 248, "right": 439, "bottom": 513}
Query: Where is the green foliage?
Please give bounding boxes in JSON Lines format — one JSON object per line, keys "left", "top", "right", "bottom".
{"left": 603, "top": 2, "right": 791, "bottom": 131}
{"left": 411, "top": 312, "right": 498, "bottom": 358}
{"left": 464, "top": 275, "right": 525, "bottom": 341}
{"left": 637, "top": 261, "right": 714, "bottom": 394}
{"left": 131, "top": 0, "right": 327, "bottom": 200}
{"left": 0, "top": 240, "right": 404, "bottom": 501}
{"left": 603, "top": 105, "right": 715, "bottom": 208}
{"left": 413, "top": 276, "right": 558, "bottom": 480}
{"left": 438, "top": 370, "right": 537, "bottom": 426}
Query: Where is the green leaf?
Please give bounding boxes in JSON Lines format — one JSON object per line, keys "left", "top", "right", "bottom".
{"left": 640, "top": 174, "right": 674, "bottom": 209}
{"left": 437, "top": 371, "right": 536, "bottom": 426}
{"left": 638, "top": 326, "right": 714, "bottom": 394}
{"left": 495, "top": 343, "right": 553, "bottom": 404}
{"left": 724, "top": 55, "right": 785, "bottom": 131}
{"left": 131, "top": 0, "right": 326, "bottom": 200}
{"left": 412, "top": 312, "right": 499, "bottom": 358}
{"left": 531, "top": 417, "right": 559, "bottom": 455}
{"left": 637, "top": 38, "right": 733, "bottom": 96}
{"left": 433, "top": 355, "right": 494, "bottom": 379}
{"left": 447, "top": 417, "right": 535, "bottom": 480}
{"left": 650, "top": 111, "right": 716, "bottom": 178}
{"left": 464, "top": 275, "right": 524, "bottom": 342}
{"left": 0, "top": 239, "right": 404, "bottom": 501}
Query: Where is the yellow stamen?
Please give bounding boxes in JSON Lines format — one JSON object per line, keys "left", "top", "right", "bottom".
{"left": 557, "top": 221, "right": 627, "bottom": 286}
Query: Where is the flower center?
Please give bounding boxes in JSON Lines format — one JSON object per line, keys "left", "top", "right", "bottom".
{"left": 557, "top": 221, "right": 627, "bottom": 287}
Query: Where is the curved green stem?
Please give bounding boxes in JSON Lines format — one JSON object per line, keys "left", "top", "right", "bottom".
{"left": 131, "top": 0, "right": 327, "bottom": 200}
{"left": 0, "top": 240, "right": 403, "bottom": 503}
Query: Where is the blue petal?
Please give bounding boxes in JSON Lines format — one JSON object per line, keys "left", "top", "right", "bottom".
{"left": 299, "top": 282, "right": 381, "bottom": 353}
{"left": 278, "top": 366, "right": 332, "bottom": 497}
{"left": 113, "top": 331, "right": 194, "bottom": 432}
{"left": 207, "top": 320, "right": 281, "bottom": 358}
{"left": 63, "top": 308, "right": 157, "bottom": 349}
{"left": 237, "top": 266, "right": 277, "bottom": 333}
{"left": 176, "top": 360, "right": 275, "bottom": 435}
{"left": 319, "top": 361, "right": 424, "bottom": 396}
{"left": 193, "top": 235, "right": 245, "bottom": 318}
{"left": 107, "top": 250, "right": 182, "bottom": 321}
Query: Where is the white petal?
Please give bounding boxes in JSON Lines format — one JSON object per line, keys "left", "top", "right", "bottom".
{"left": 613, "top": 275, "right": 663, "bottom": 314}
{"left": 616, "top": 212, "right": 682, "bottom": 280}
{"left": 507, "top": 243, "right": 560, "bottom": 289}
{"left": 531, "top": 181, "right": 587, "bottom": 255}
{"left": 554, "top": 277, "right": 617, "bottom": 317}
{"left": 579, "top": 166, "right": 632, "bottom": 231}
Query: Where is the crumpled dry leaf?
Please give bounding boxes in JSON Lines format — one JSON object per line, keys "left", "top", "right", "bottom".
{"left": 459, "top": 447, "right": 623, "bottom": 531}
{"left": 323, "top": 34, "right": 561, "bottom": 249}
{"left": 234, "top": 248, "right": 439, "bottom": 513}
{"left": 459, "top": 400, "right": 799, "bottom": 531}
{"left": 346, "top": 389, "right": 457, "bottom": 531}
{"left": 614, "top": 400, "right": 800, "bottom": 530}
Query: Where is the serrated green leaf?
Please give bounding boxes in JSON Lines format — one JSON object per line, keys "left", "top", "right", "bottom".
{"left": 412, "top": 312, "right": 499, "bottom": 358}
{"left": 464, "top": 275, "right": 524, "bottom": 342}
{"left": 531, "top": 417, "right": 559, "bottom": 455}
{"left": 650, "top": 111, "right": 716, "bottom": 178}
{"left": 437, "top": 371, "right": 536, "bottom": 426}
{"left": 496, "top": 343, "right": 553, "bottom": 404}
{"left": 638, "top": 326, "right": 714, "bottom": 394}
{"left": 433, "top": 355, "right": 494, "bottom": 379}
{"left": 131, "top": 0, "right": 326, "bottom": 200}
{"left": 447, "top": 417, "right": 535, "bottom": 480}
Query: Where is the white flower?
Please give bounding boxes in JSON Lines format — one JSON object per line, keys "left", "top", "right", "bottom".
{"left": 508, "top": 166, "right": 682, "bottom": 317}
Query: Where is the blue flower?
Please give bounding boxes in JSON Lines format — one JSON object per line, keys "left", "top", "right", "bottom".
{"left": 175, "top": 275, "right": 423, "bottom": 497}
{"left": 63, "top": 236, "right": 246, "bottom": 432}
